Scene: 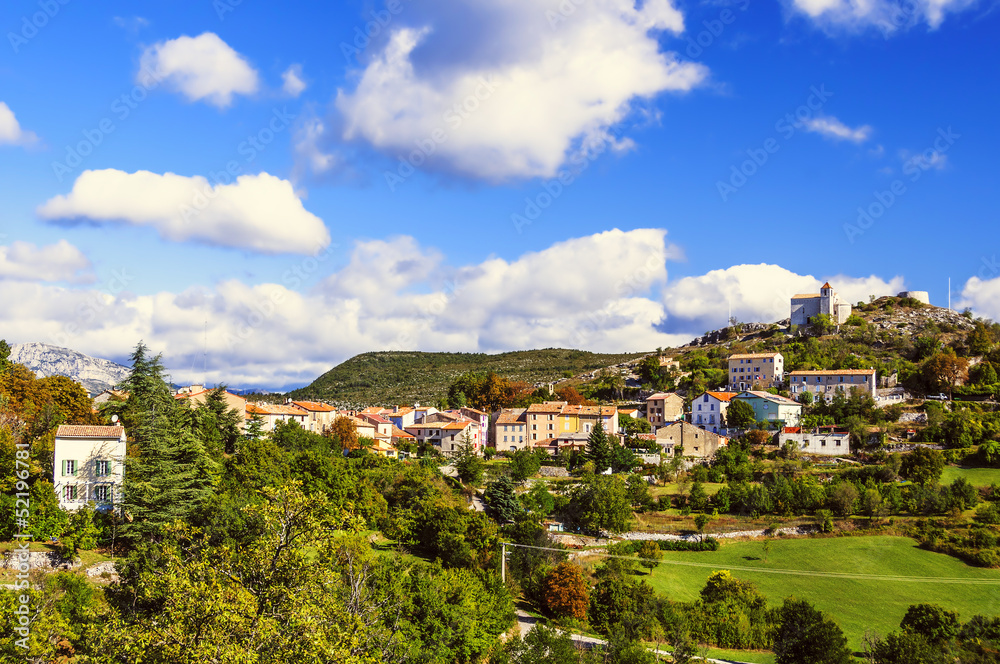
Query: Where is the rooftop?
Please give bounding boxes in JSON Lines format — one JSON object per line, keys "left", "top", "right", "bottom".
{"left": 56, "top": 425, "right": 125, "bottom": 439}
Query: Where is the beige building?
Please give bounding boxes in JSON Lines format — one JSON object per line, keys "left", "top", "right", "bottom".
{"left": 290, "top": 401, "right": 338, "bottom": 434}
{"left": 645, "top": 392, "right": 684, "bottom": 428}
{"left": 781, "top": 426, "right": 851, "bottom": 455}
{"left": 246, "top": 403, "right": 308, "bottom": 432}
{"left": 788, "top": 369, "right": 876, "bottom": 402}
{"left": 525, "top": 401, "right": 619, "bottom": 444}
{"left": 655, "top": 421, "right": 727, "bottom": 459}
{"left": 495, "top": 408, "right": 528, "bottom": 452}
{"left": 53, "top": 425, "right": 127, "bottom": 511}
{"left": 404, "top": 419, "right": 479, "bottom": 454}
{"left": 728, "top": 352, "right": 784, "bottom": 391}
{"left": 174, "top": 387, "right": 247, "bottom": 430}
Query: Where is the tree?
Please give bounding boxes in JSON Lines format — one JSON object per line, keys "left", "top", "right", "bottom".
{"left": 694, "top": 513, "right": 710, "bottom": 541}
{"left": 484, "top": 475, "right": 522, "bottom": 523}
{"left": 327, "top": 415, "right": 359, "bottom": 451}
{"left": 827, "top": 482, "right": 858, "bottom": 518}
{"left": 585, "top": 421, "right": 613, "bottom": 472}
{"left": 637, "top": 540, "right": 662, "bottom": 574}
{"left": 900, "top": 603, "right": 960, "bottom": 644}
{"left": 589, "top": 576, "right": 658, "bottom": 640}
{"left": 949, "top": 476, "right": 979, "bottom": 511}
{"left": 924, "top": 350, "right": 969, "bottom": 400}
{"left": 900, "top": 447, "right": 945, "bottom": 485}
{"left": 860, "top": 488, "right": 887, "bottom": 522}
{"left": 688, "top": 481, "right": 708, "bottom": 512}
{"left": 809, "top": 314, "right": 836, "bottom": 336}
{"left": 609, "top": 443, "right": 638, "bottom": 474}
{"left": 569, "top": 474, "right": 633, "bottom": 534}
{"left": 451, "top": 432, "right": 485, "bottom": 486}
{"left": 542, "top": 562, "right": 589, "bottom": 621}
{"left": 773, "top": 597, "right": 852, "bottom": 664}
{"left": 509, "top": 448, "right": 542, "bottom": 483}
{"left": 726, "top": 400, "right": 756, "bottom": 429}
{"left": 798, "top": 390, "right": 814, "bottom": 406}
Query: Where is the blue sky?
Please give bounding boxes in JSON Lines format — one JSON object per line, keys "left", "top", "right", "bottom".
{"left": 0, "top": 0, "right": 997, "bottom": 389}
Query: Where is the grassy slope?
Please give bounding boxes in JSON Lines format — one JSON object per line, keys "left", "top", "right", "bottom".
{"left": 941, "top": 466, "right": 1000, "bottom": 487}
{"left": 644, "top": 535, "right": 1000, "bottom": 650}
{"left": 289, "top": 348, "right": 647, "bottom": 406}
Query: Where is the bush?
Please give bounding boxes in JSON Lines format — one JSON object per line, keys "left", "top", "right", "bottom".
{"left": 620, "top": 538, "right": 720, "bottom": 553}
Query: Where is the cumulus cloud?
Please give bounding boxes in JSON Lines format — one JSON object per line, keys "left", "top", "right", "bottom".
{"left": 139, "top": 32, "right": 259, "bottom": 108}
{"left": 0, "top": 231, "right": 910, "bottom": 388}
{"left": 0, "top": 102, "right": 38, "bottom": 147}
{"left": 957, "top": 273, "right": 1000, "bottom": 320}
{"left": 282, "top": 64, "right": 307, "bottom": 97}
{"left": 324, "top": 0, "right": 707, "bottom": 181}
{"left": 660, "top": 263, "right": 904, "bottom": 333}
{"left": 801, "top": 115, "right": 872, "bottom": 143}
{"left": 787, "top": 0, "right": 979, "bottom": 34}
{"left": 37, "top": 169, "right": 331, "bottom": 255}
{"left": 0, "top": 240, "right": 93, "bottom": 283}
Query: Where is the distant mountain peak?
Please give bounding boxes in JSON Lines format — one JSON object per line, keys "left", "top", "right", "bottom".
{"left": 8, "top": 342, "right": 131, "bottom": 395}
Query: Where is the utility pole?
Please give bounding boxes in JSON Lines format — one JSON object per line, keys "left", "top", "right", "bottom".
{"left": 501, "top": 542, "right": 506, "bottom": 583}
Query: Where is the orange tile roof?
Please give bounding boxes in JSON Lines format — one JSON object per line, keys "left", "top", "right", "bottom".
{"left": 789, "top": 369, "right": 875, "bottom": 375}
{"left": 441, "top": 421, "right": 474, "bottom": 430}
{"left": 391, "top": 426, "right": 414, "bottom": 439}
{"left": 292, "top": 400, "right": 337, "bottom": 412}
{"left": 728, "top": 353, "right": 782, "bottom": 360}
{"left": 821, "top": 282, "right": 833, "bottom": 289}
{"left": 526, "top": 402, "right": 567, "bottom": 413}
{"left": 56, "top": 425, "right": 124, "bottom": 438}
{"left": 646, "top": 392, "right": 679, "bottom": 400}
{"left": 495, "top": 409, "right": 527, "bottom": 424}
{"left": 247, "top": 403, "right": 306, "bottom": 416}
{"left": 704, "top": 391, "right": 739, "bottom": 402}
{"left": 792, "top": 293, "right": 821, "bottom": 299}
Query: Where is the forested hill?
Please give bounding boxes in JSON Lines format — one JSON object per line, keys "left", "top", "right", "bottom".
{"left": 288, "top": 349, "right": 648, "bottom": 406}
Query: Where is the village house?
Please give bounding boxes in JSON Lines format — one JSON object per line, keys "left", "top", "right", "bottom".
{"left": 780, "top": 426, "right": 851, "bottom": 455}
{"left": 532, "top": 431, "right": 590, "bottom": 457}
{"left": 644, "top": 392, "right": 684, "bottom": 428}
{"left": 525, "top": 401, "right": 619, "bottom": 444}
{"left": 404, "top": 419, "right": 479, "bottom": 454}
{"left": 790, "top": 282, "right": 852, "bottom": 326}
{"left": 291, "top": 400, "right": 338, "bottom": 434}
{"left": 728, "top": 352, "right": 784, "bottom": 392}
{"left": 654, "top": 421, "right": 726, "bottom": 459}
{"left": 690, "top": 391, "right": 738, "bottom": 434}
{"left": 494, "top": 408, "right": 528, "bottom": 452}
{"left": 53, "top": 425, "right": 127, "bottom": 511}
{"left": 246, "top": 403, "right": 308, "bottom": 432}
{"left": 788, "top": 369, "right": 877, "bottom": 402}
{"left": 733, "top": 391, "right": 802, "bottom": 426}
{"left": 174, "top": 386, "right": 248, "bottom": 430}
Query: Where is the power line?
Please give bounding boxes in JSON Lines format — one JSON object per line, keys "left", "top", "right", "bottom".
{"left": 501, "top": 541, "right": 1000, "bottom": 585}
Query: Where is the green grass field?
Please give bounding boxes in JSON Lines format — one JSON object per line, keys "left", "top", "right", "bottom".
{"left": 941, "top": 465, "right": 1000, "bottom": 487}
{"left": 643, "top": 535, "right": 1000, "bottom": 651}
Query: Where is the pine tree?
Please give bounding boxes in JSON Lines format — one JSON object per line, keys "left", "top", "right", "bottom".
{"left": 119, "top": 342, "right": 219, "bottom": 542}
{"left": 586, "top": 421, "right": 612, "bottom": 473}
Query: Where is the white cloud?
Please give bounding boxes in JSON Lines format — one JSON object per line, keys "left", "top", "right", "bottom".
{"left": 282, "top": 64, "right": 307, "bottom": 97}
{"left": 902, "top": 148, "right": 949, "bottom": 171}
{"left": 293, "top": 116, "right": 338, "bottom": 178}
{"left": 660, "top": 263, "right": 904, "bottom": 333}
{"left": 139, "top": 32, "right": 259, "bottom": 108}
{"left": 0, "top": 231, "right": 911, "bottom": 388}
{"left": 957, "top": 274, "right": 1000, "bottom": 320}
{"left": 0, "top": 102, "right": 38, "bottom": 147}
{"left": 328, "top": 0, "right": 707, "bottom": 181}
{"left": 788, "top": 0, "right": 979, "bottom": 34}
{"left": 37, "top": 169, "right": 331, "bottom": 256}
{"left": 0, "top": 240, "right": 93, "bottom": 283}
{"left": 801, "top": 115, "right": 872, "bottom": 143}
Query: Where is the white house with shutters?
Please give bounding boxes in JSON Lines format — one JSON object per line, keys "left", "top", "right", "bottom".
{"left": 53, "top": 425, "right": 127, "bottom": 512}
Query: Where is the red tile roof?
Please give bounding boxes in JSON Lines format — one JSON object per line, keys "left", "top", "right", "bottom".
{"left": 291, "top": 400, "right": 337, "bottom": 412}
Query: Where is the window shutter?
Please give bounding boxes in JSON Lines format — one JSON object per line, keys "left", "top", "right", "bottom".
{"left": 62, "top": 460, "right": 66, "bottom": 476}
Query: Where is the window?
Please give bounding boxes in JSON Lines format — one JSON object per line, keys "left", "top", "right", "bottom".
{"left": 503, "top": 436, "right": 508, "bottom": 442}
{"left": 93, "top": 485, "right": 111, "bottom": 502}
{"left": 62, "top": 460, "right": 77, "bottom": 476}
{"left": 836, "top": 440, "right": 842, "bottom": 446}
{"left": 821, "top": 440, "right": 827, "bottom": 446}
{"left": 532, "top": 424, "right": 537, "bottom": 430}
{"left": 63, "top": 485, "right": 77, "bottom": 501}
{"left": 547, "top": 423, "right": 553, "bottom": 430}
{"left": 548, "top": 414, "right": 553, "bottom": 420}
{"left": 703, "top": 395, "right": 709, "bottom": 402}
{"left": 96, "top": 460, "right": 111, "bottom": 476}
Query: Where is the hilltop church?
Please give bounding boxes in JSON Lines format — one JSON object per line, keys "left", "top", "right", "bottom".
{"left": 790, "top": 282, "right": 852, "bottom": 326}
